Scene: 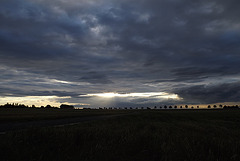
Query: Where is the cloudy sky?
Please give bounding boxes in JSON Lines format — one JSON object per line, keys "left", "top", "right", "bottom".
{"left": 0, "top": 0, "right": 240, "bottom": 108}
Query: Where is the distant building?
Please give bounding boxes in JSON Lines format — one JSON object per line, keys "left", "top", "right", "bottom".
{"left": 60, "top": 104, "right": 74, "bottom": 109}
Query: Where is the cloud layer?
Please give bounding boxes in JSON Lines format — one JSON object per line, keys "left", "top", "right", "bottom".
{"left": 0, "top": 0, "right": 240, "bottom": 107}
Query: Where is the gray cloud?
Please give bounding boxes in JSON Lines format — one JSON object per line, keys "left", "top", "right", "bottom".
{"left": 174, "top": 82, "right": 240, "bottom": 104}
{"left": 0, "top": 0, "right": 240, "bottom": 107}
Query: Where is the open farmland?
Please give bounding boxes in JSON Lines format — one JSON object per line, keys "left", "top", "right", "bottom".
{"left": 0, "top": 109, "right": 240, "bottom": 161}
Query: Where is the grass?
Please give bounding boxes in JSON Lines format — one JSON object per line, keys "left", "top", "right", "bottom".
{"left": 0, "top": 109, "right": 240, "bottom": 161}
{"left": 0, "top": 108, "right": 130, "bottom": 123}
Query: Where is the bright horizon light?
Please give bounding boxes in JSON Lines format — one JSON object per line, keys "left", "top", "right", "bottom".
{"left": 0, "top": 96, "right": 71, "bottom": 107}
{"left": 85, "top": 92, "right": 181, "bottom": 100}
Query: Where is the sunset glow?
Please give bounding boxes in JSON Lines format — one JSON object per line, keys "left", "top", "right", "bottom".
{"left": 0, "top": 96, "right": 70, "bottom": 107}
{"left": 86, "top": 92, "right": 181, "bottom": 99}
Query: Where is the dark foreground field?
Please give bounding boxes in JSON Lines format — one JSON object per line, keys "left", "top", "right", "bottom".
{"left": 0, "top": 109, "right": 240, "bottom": 161}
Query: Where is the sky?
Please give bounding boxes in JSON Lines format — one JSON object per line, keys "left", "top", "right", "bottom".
{"left": 0, "top": 0, "right": 240, "bottom": 108}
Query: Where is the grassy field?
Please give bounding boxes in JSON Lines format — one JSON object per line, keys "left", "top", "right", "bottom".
{"left": 0, "top": 108, "right": 130, "bottom": 123}
{"left": 0, "top": 109, "right": 240, "bottom": 161}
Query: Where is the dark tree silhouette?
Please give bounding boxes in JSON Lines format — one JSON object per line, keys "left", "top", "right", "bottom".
{"left": 213, "top": 105, "right": 217, "bottom": 108}
{"left": 185, "top": 105, "right": 188, "bottom": 109}
{"left": 208, "top": 105, "right": 211, "bottom": 108}
{"left": 219, "top": 104, "right": 223, "bottom": 108}
{"left": 1, "top": 103, "right": 27, "bottom": 108}
{"left": 60, "top": 104, "right": 74, "bottom": 109}
{"left": 45, "top": 105, "right": 52, "bottom": 108}
{"left": 164, "top": 105, "right": 167, "bottom": 109}
{"left": 174, "top": 106, "right": 177, "bottom": 109}
{"left": 223, "top": 105, "right": 240, "bottom": 109}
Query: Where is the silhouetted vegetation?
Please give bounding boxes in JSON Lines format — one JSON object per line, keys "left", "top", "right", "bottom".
{"left": 223, "top": 105, "right": 239, "bottom": 109}
{"left": 60, "top": 104, "right": 74, "bottom": 109}
{"left": 0, "top": 103, "right": 28, "bottom": 108}
{"left": 1, "top": 103, "right": 240, "bottom": 111}
{"left": 0, "top": 103, "right": 71, "bottom": 109}
{"left": 45, "top": 105, "right": 53, "bottom": 109}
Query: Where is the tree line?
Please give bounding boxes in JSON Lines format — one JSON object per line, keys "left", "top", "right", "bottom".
{"left": 0, "top": 103, "right": 239, "bottom": 110}
{"left": 98, "top": 104, "right": 239, "bottom": 110}
{"left": 0, "top": 103, "right": 74, "bottom": 109}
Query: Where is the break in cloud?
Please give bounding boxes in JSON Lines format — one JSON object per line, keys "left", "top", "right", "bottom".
{"left": 0, "top": 0, "right": 240, "bottom": 107}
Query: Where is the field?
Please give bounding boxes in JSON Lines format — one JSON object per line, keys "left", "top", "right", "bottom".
{"left": 0, "top": 109, "right": 240, "bottom": 161}
{"left": 0, "top": 108, "right": 129, "bottom": 123}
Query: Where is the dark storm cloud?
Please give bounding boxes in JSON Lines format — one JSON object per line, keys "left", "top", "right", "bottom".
{"left": 175, "top": 82, "right": 240, "bottom": 104}
{"left": 171, "top": 66, "right": 240, "bottom": 82}
{"left": 0, "top": 86, "right": 80, "bottom": 97}
{"left": 1, "top": 0, "right": 240, "bottom": 107}
{"left": 80, "top": 71, "right": 113, "bottom": 84}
